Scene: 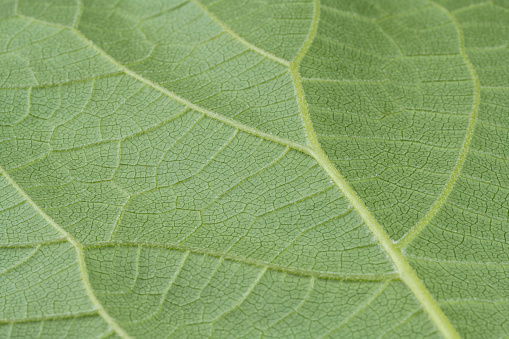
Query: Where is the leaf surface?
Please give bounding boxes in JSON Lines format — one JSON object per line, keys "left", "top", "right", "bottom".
{"left": 1, "top": 0, "right": 508, "bottom": 338}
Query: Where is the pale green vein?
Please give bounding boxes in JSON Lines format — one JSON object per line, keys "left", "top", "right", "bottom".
{"left": 210, "top": 266, "right": 268, "bottom": 326}
{"left": 0, "top": 311, "right": 100, "bottom": 325}
{"left": 0, "top": 245, "right": 40, "bottom": 276}
{"left": 107, "top": 195, "right": 132, "bottom": 242}
{"left": 0, "top": 167, "right": 132, "bottom": 339}
{"left": 72, "top": 29, "right": 310, "bottom": 155}
{"left": 291, "top": 0, "right": 321, "bottom": 149}
{"left": 73, "top": 0, "right": 83, "bottom": 29}
{"left": 407, "top": 256, "right": 509, "bottom": 267}
{"left": 191, "top": 0, "right": 290, "bottom": 67}
{"left": 264, "top": 276, "right": 316, "bottom": 332}
{"left": 9, "top": 4, "right": 476, "bottom": 337}
{"left": 319, "top": 280, "right": 391, "bottom": 338}
{"left": 439, "top": 299, "right": 509, "bottom": 306}
{"left": 15, "top": 14, "right": 309, "bottom": 155}
{"left": 381, "top": 310, "right": 423, "bottom": 339}
{"left": 127, "top": 250, "right": 190, "bottom": 325}
{"left": 398, "top": 0, "right": 481, "bottom": 249}
{"left": 85, "top": 242, "right": 396, "bottom": 282}
{"left": 0, "top": 72, "right": 123, "bottom": 90}
{"left": 303, "top": 138, "right": 461, "bottom": 339}
{"left": 101, "top": 246, "right": 142, "bottom": 296}
{"left": 167, "top": 257, "right": 223, "bottom": 336}
{"left": 291, "top": 1, "right": 460, "bottom": 338}
{"left": 293, "top": 0, "right": 321, "bottom": 67}
{"left": 51, "top": 106, "right": 191, "bottom": 154}
{"left": 451, "top": 1, "right": 492, "bottom": 15}
{"left": 99, "top": 330, "right": 117, "bottom": 339}
{"left": 0, "top": 237, "right": 67, "bottom": 248}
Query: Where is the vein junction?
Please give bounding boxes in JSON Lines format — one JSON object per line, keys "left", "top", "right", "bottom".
{"left": 2, "top": 0, "right": 476, "bottom": 337}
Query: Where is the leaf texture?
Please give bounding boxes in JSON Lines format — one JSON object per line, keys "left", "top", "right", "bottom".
{"left": 0, "top": 0, "right": 508, "bottom": 338}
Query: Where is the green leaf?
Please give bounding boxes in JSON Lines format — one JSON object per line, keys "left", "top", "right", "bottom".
{"left": 1, "top": 0, "right": 508, "bottom": 337}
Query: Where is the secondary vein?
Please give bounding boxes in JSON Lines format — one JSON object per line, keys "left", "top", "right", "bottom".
{"left": 191, "top": 0, "right": 290, "bottom": 66}
{"left": 398, "top": 0, "right": 480, "bottom": 249}
{"left": 71, "top": 28, "right": 310, "bottom": 155}
{"left": 0, "top": 167, "right": 132, "bottom": 339}
{"left": 16, "top": 14, "right": 308, "bottom": 156}
{"left": 16, "top": 5, "right": 465, "bottom": 337}
{"left": 84, "top": 241, "right": 397, "bottom": 282}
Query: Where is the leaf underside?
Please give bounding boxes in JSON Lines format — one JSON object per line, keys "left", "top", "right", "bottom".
{"left": 1, "top": 0, "right": 508, "bottom": 338}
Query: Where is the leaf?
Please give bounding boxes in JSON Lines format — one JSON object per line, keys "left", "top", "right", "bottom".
{"left": 0, "top": 0, "right": 508, "bottom": 337}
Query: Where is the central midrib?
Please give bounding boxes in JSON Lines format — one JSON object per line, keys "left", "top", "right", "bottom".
{"left": 74, "top": 5, "right": 459, "bottom": 337}
{"left": 19, "top": 3, "right": 462, "bottom": 337}
{"left": 293, "top": 69, "right": 461, "bottom": 338}
{"left": 291, "top": 1, "right": 460, "bottom": 338}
